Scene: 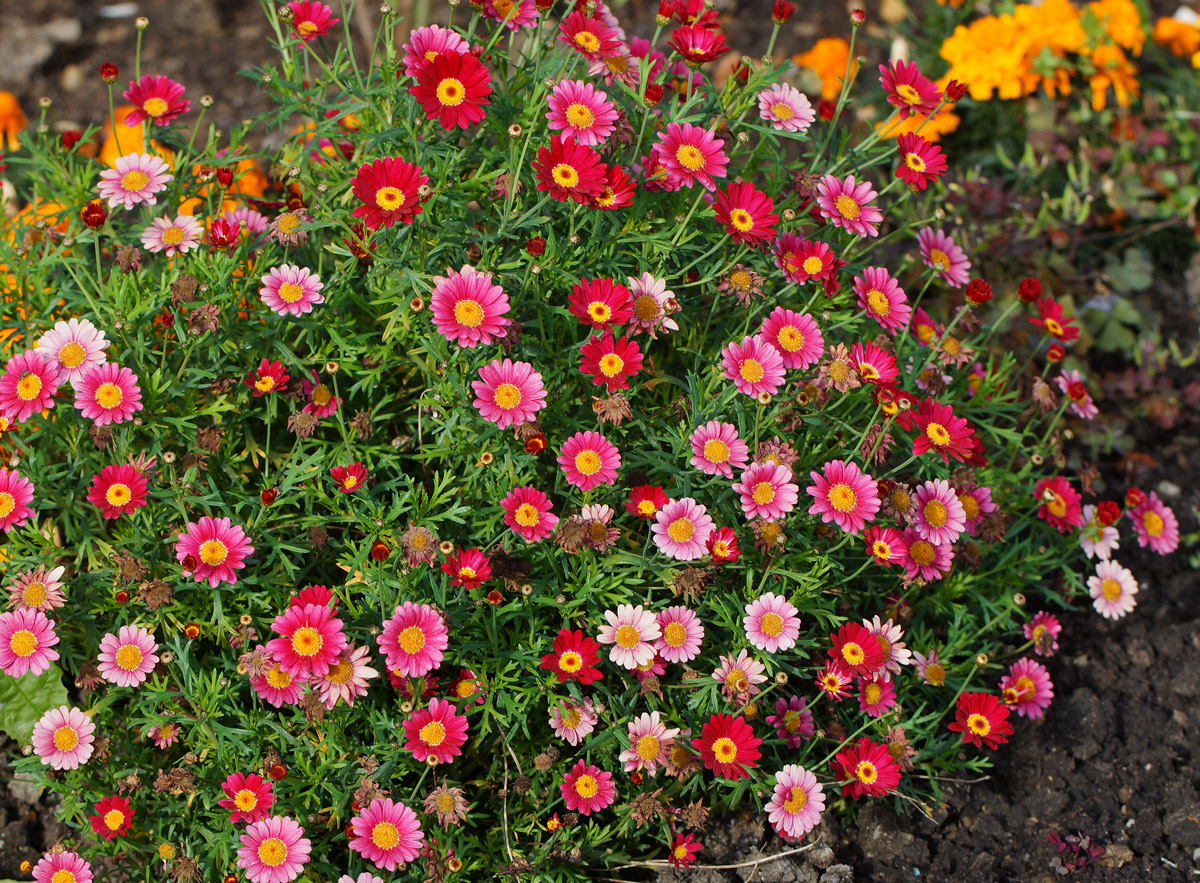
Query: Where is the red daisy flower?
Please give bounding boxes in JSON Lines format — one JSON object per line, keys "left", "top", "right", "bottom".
{"left": 833, "top": 738, "right": 901, "bottom": 799}
{"left": 900, "top": 397, "right": 975, "bottom": 465}
{"left": 351, "top": 157, "right": 429, "bottom": 229}
{"left": 713, "top": 181, "right": 779, "bottom": 247}
{"left": 894, "top": 133, "right": 947, "bottom": 191}
{"left": 691, "top": 713, "right": 762, "bottom": 780}
{"left": 89, "top": 795, "right": 134, "bottom": 841}
{"left": 669, "top": 23, "right": 730, "bottom": 67}
{"left": 533, "top": 135, "right": 607, "bottom": 204}
{"left": 706, "top": 526, "right": 740, "bottom": 564}
{"left": 878, "top": 60, "right": 941, "bottom": 119}
{"left": 330, "top": 461, "right": 368, "bottom": 493}
{"left": 828, "top": 622, "right": 886, "bottom": 678}
{"left": 948, "top": 691, "right": 1013, "bottom": 750}
{"left": 568, "top": 277, "right": 633, "bottom": 327}
{"left": 1034, "top": 476, "right": 1083, "bottom": 534}
{"left": 814, "top": 660, "right": 852, "bottom": 702}
{"left": 1029, "top": 298, "right": 1080, "bottom": 343}
{"left": 539, "top": 628, "right": 604, "bottom": 685}
{"left": 591, "top": 164, "right": 637, "bottom": 210}
{"left": 408, "top": 50, "right": 492, "bottom": 131}
{"left": 773, "top": 234, "right": 835, "bottom": 284}
{"left": 669, "top": 833, "right": 703, "bottom": 870}
{"left": 244, "top": 359, "right": 289, "bottom": 396}
{"left": 627, "top": 485, "right": 669, "bottom": 520}
{"left": 441, "top": 547, "right": 491, "bottom": 589}
{"left": 86, "top": 464, "right": 148, "bottom": 519}
{"left": 122, "top": 75, "right": 190, "bottom": 127}
{"left": 579, "top": 332, "right": 643, "bottom": 392}
{"left": 558, "top": 11, "right": 622, "bottom": 61}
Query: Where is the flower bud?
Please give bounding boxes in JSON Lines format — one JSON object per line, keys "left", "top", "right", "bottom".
{"left": 1017, "top": 277, "right": 1043, "bottom": 303}
{"left": 1046, "top": 343, "right": 1065, "bottom": 363}
{"left": 1124, "top": 487, "right": 1146, "bottom": 509}
{"left": 964, "top": 278, "right": 992, "bottom": 306}
{"left": 80, "top": 202, "right": 107, "bottom": 230}
{"left": 771, "top": 0, "right": 794, "bottom": 24}
{"left": 850, "top": 7, "right": 865, "bottom": 26}
{"left": 99, "top": 62, "right": 119, "bottom": 83}
{"left": 135, "top": 16, "right": 150, "bottom": 29}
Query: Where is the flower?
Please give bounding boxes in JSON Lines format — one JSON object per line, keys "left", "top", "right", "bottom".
{"left": 250, "top": 657, "right": 307, "bottom": 708}
{"left": 1025, "top": 611, "right": 1062, "bottom": 657}
{"left": 688, "top": 420, "right": 748, "bottom": 478}
{"left": 760, "top": 307, "right": 824, "bottom": 369}
{"left": 1129, "top": 491, "right": 1179, "bottom": 555}
{"left": 597, "top": 604, "right": 660, "bottom": 669}
{"left": 865, "top": 615, "right": 912, "bottom": 680}
{"left": 1054, "top": 369, "right": 1098, "bottom": 419}
{"left": 669, "top": 23, "right": 730, "bottom": 66}
{"left": 267, "top": 603, "right": 347, "bottom": 678}
{"left": 864, "top": 525, "right": 907, "bottom": 568}
{"left": 652, "top": 497, "right": 715, "bottom": 560}
{"left": 948, "top": 692, "right": 1013, "bottom": 750}
{"left": 403, "top": 697, "right": 469, "bottom": 765}
{"left": 89, "top": 796, "right": 134, "bottom": 841}
{"left": 289, "top": 1, "right": 340, "bottom": 40}
{"left": 713, "top": 649, "right": 767, "bottom": 701}
{"left": 31, "top": 851, "right": 93, "bottom": 883}
{"left": 35, "top": 318, "right": 109, "bottom": 387}
{"left": 243, "top": 359, "right": 290, "bottom": 398}
{"left": 301, "top": 370, "right": 341, "bottom": 417}
{"left": 580, "top": 331, "right": 643, "bottom": 392}
{"left": 807, "top": 459, "right": 880, "bottom": 535}
{"left": 141, "top": 213, "right": 203, "bottom": 256}
{"left": 32, "top": 705, "right": 95, "bottom": 770}
{"left": 540, "top": 628, "right": 603, "bottom": 684}
{"left": 329, "top": 462, "right": 367, "bottom": 494}
{"left": 97, "top": 625, "right": 159, "bottom": 687}
{"left": 656, "top": 122, "right": 728, "bottom": 191}
{"left": 547, "top": 79, "right": 617, "bottom": 146}
{"left": 558, "top": 430, "right": 621, "bottom": 491}
{"left": 533, "top": 134, "right": 607, "bottom": 203}
{"left": 73, "top": 362, "right": 143, "bottom": 426}
{"left": 625, "top": 273, "right": 678, "bottom": 338}
{"left": 348, "top": 799, "right": 424, "bottom": 871}
{"left": 766, "top": 696, "right": 813, "bottom": 747}
{"left": 833, "top": 738, "right": 901, "bottom": 798}
{"left": 561, "top": 759, "right": 617, "bottom": 815}
{"left": 501, "top": 486, "right": 559, "bottom": 542}
{"left": 692, "top": 713, "right": 762, "bottom": 780}
{"left": 901, "top": 527, "right": 954, "bottom": 582}
{"left": 722, "top": 335, "right": 785, "bottom": 397}
{"left": 0, "top": 468, "right": 35, "bottom": 533}
{"left": 713, "top": 181, "right": 779, "bottom": 247}
{"left": 350, "top": 157, "right": 428, "bottom": 229}
{"left": 911, "top": 478, "right": 966, "bottom": 546}
{"left": 669, "top": 833, "right": 703, "bottom": 870}
{"left": 1079, "top": 504, "right": 1120, "bottom": 560}
{"left": 857, "top": 676, "right": 897, "bottom": 718}
{"left": 1035, "top": 476, "right": 1083, "bottom": 534}
{"left": 259, "top": 265, "right": 324, "bottom": 317}
{"left": 1000, "top": 657, "right": 1054, "bottom": 719}
{"left": 707, "top": 525, "right": 741, "bottom": 564}
{"left": 620, "top": 711, "right": 680, "bottom": 774}
{"left": 766, "top": 765, "right": 825, "bottom": 840}
{"left": 904, "top": 397, "right": 975, "bottom": 464}
{"left": 895, "top": 132, "right": 947, "bottom": 190}
{"left": 97, "top": 153, "right": 172, "bottom": 210}
{"left": 410, "top": 50, "right": 492, "bottom": 130}
{"left": 402, "top": 25, "right": 469, "bottom": 76}
{"left": 86, "top": 464, "right": 148, "bottom": 519}
{"left": 828, "top": 622, "right": 886, "bottom": 678}
{"left": 815, "top": 660, "right": 852, "bottom": 701}
{"left": 849, "top": 342, "right": 897, "bottom": 385}
{"left": 440, "top": 547, "right": 491, "bottom": 589}
{"left": 912, "top": 647, "right": 946, "bottom": 685}
{"left": 6, "top": 565, "right": 67, "bottom": 612}
{"left": 423, "top": 784, "right": 469, "bottom": 828}
{"left": 219, "top": 773, "right": 275, "bottom": 824}
{"left": 1088, "top": 559, "right": 1138, "bottom": 620}
{"left": 757, "top": 83, "right": 814, "bottom": 133}
{"left": 559, "top": 11, "right": 622, "bottom": 61}
{"left": 879, "top": 60, "right": 941, "bottom": 118}
{"left": 484, "top": 0, "right": 538, "bottom": 30}
{"left": 743, "top": 592, "right": 801, "bottom": 653}
{"left": 123, "top": 75, "right": 189, "bottom": 126}
{"left": 175, "top": 517, "right": 254, "bottom": 587}
{"left": 733, "top": 462, "right": 799, "bottom": 522}
{"left": 654, "top": 606, "right": 704, "bottom": 663}
{"left": 816, "top": 174, "right": 883, "bottom": 237}
{"left": 472, "top": 359, "right": 547, "bottom": 429}
{"left": 1029, "top": 298, "right": 1080, "bottom": 342}
{"left": 379, "top": 602, "right": 449, "bottom": 677}
{"left": 569, "top": 276, "right": 634, "bottom": 328}
{"left": 917, "top": 228, "right": 971, "bottom": 287}
{"left": 237, "top": 816, "right": 311, "bottom": 883}
{"left": 550, "top": 697, "right": 597, "bottom": 745}
{"left": 314, "top": 644, "right": 378, "bottom": 709}
{"left": 0, "top": 350, "right": 58, "bottom": 424}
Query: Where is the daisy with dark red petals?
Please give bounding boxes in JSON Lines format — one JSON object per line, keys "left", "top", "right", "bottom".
{"left": 948, "top": 692, "right": 1013, "bottom": 750}
{"left": 579, "top": 332, "right": 643, "bottom": 392}
{"left": 89, "top": 795, "right": 134, "bottom": 841}
{"left": 86, "top": 464, "right": 148, "bottom": 519}
{"left": 441, "top": 547, "right": 492, "bottom": 589}
{"left": 288, "top": 1, "right": 340, "bottom": 41}
{"left": 330, "top": 462, "right": 368, "bottom": 493}
{"left": 901, "top": 397, "right": 975, "bottom": 464}
{"left": 713, "top": 181, "right": 778, "bottom": 247}
{"left": 692, "top": 713, "right": 762, "bottom": 780}
{"left": 669, "top": 23, "right": 730, "bottom": 67}
{"left": 122, "top": 75, "right": 190, "bottom": 127}
{"left": 669, "top": 833, "right": 703, "bottom": 870}
{"left": 351, "top": 157, "right": 428, "bottom": 229}
{"left": 895, "top": 132, "right": 947, "bottom": 190}
{"left": 568, "top": 277, "right": 633, "bottom": 328}
{"left": 879, "top": 60, "right": 942, "bottom": 118}
{"left": 1029, "top": 298, "right": 1080, "bottom": 343}
{"left": 540, "top": 628, "right": 603, "bottom": 684}
{"left": 833, "top": 738, "right": 901, "bottom": 799}
{"left": 773, "top": 234, "right": 835, "bottom": 284}
{"left": 409, "top": 51, "right": 493, "bottom": 130}
{"left": 533, "top": 135, "right": 607, "bottom": 204}
{"left": 627, "top": 485, "right": 669, "bottom": 519}
{"left": 244, "top": 359, "right": 289, "bottom": 396}
{"left": 592, "top": 164, "right": 637, "bottom": 209}
{"left": 1034, "top": 476, "right": 1083, "bottom": 534}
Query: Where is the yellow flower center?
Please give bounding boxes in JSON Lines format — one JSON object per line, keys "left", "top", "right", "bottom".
{"left": 783, "top": 786, "right": 808, "bottom": 813}
{"left": 105, "top": 483, "right": 131, "bottom": 507}
{"left": 95, "top": 382, "right": 124, "bottom": 409}
{"left": 711, "top": 737, "right": 737, "bottom": 763}
{"left": 636, "top": 734, "right": 661, "bottom": 761}
{"left": 115, "top": 644, "right": 144, "bottom": 671}
{"left": 866, "top": 289, "right": 890, "bottom": 316}
{"left": 16, "top": 373, "right": 42, "bottom": 401}
{"left": 775, "top": 327, "right": 807, "bottom": 355}
{"left": 22, "top": 582, "right": 48, "bottom": 607}
{"left": 841, "top": 641, "right": 864, "bottom": 666}
{"left": 58, "top": 341, "right": 87, "bottom": 369}
{"left": 312, "top": 385, "right": 332, "bottom": 405}
{"left": 277, "top": 283, "right": 305, "bottom": 304}
{"left": 782, "top": 710, "right": 802, "bottom": 732}
{"left": 1048, "top": 494, "right": 1067, "bottom": 518}
{"left": 909, "top": 541, "right": 935, "bottom": 566}
{"left": 450, "top": 298, "right": 485, "bottom": 329}
{"left": 1044, "top": 318, "right": 1063, "bottom": 336}
{"left": 729, "top": 208, "right": 754, "bottom": 232}
{"left": 942, "top": 336, "right": 961, "bottom": 357}
{"left": 419, "top": 720, "right": 447, "bottom": 747}
{"left": 923, "top": 500, "right": 948, "bottom": 528}
{"left": 368, "top": 821, "right": 400, "bottom": 850}
{"left": 561, "top": 706, "right": 582, "bottom": 728}
{"left": 702, "top": 438, "right": 730, "bottom": 463}
{"left": 752, "top": 481, "right": 775, "bottom": 506}
{"left": 800, "top": 256, "right": 823, "bottom": 276}
{"left": 326, "top": 658, "right": 353, "bottom": 684}
{"left": 552, "top": 163, "right": 580, "bottom": 188}
{"left": 929, "top": 248, "right": 949, "bottom": 271}
{"left": 558, "top": 650, "right": 583, "bottom": 672}
{"left": 828, "top": 484, "right": 857, "bottom": 513}
{"left": 266, "top": 667, "right": 292, "bottom": 688}
{"left": 904, "top": 152, "right": 926, "bottom": 172}
{"left": 674, "top": 844, "right": 689, "bottom": 860}
{"left": 632, "top": 295, "right": 658, "bottom": 321}
{"left": 398, "top": 625, "right": 427, "bottom": 654}
{"left": 375, "top": 186, "right": 405, "bottom": 210}
{"left": 966, "top": 713, "right": 991, "bottom": 736}
{"left": 834, "top": 194, "right": 861, "bottom": 220}
{"left": 828, "top": 361, "right": 851, "bottom": 383}
{"left": 199, "top": 539, "right": 228, "bottom": 566}
{"left": 675, "top": 145, "right": 705, "bottom": 171}
{"left": 770, "top": 102, "right": 795, "bottom": 121}
{"left": 161, "top": 225, "right": 186, "bottom": 245}
{"left": 574, "top": 774, "right": 599, "bottom": 798}
{"left": 436, "top": 77, "right": 466, "bottom": 106}
{"left": 614, "top": 624, "right": 642, "bottom": 649}
{"left": 864, "top": 682, "right": 883, "bottom": 705}
{"left": 574, "top": 450, "right": 602, "bottom": 476}
{"left": 255, "top": 377, "right": 276, "bottom": 392}
{"left": 739, "top": 358, "right": 764, "bottom": 383}
{"left": 143, "top": 97, "right": 169, "bottom": 117}
{"left": 514, "top": 503, "right": 540, "bottom": 527}
{"left": 0, "top": 493, "right": 15, "bottom": 518}
{"left": 565, "top": 103, "right": 596, "bottom": 129}
{"left": 291, "top": 626, "right": 323, "bottom": 657}
{"left": 667, "top": 517, "right": 695, "bottom": 543}
{"left": 1143, "top": 511, "right": 1164, "bottom": 537}
{"left": 121, "top": 170, "right": 150, "bottom": 192}
{"left": 51, "top": 870, "right": 77, "bottom": 883}
{"left": 234, "top": 789, "right": 259, "bottom": 811}
{"left": 925, "top": 423, "right": 950, "bottom": 446}
{"left": 342, "top": 475, "right": 358, "bottom": 490}
{"left": 435, "top": 792, "right": 456, "bottom": 813}
{"left": 52, "top": 725, "right": 78, "bottom": 751}
{"left": 926, "top": 662, "right": 945, "bottom": 686}
{"left": 663, "top": 621, "right": 687, "bottom": 647}
{"left": 599, "top": 354, "right": 625, "bottom": 377}
{"left": 1100, "top": 577, "right": 1122, "bottom": 601}
{"left": 103, "top": 809, "right": 126, "bottom": 831}
{"left": 277, "top": 213, "right": 300, "bottom": 234}
{"left": 257, "top": 838, "right": 288, "bottom": 867}
{"left": 729, "top": 269, "right": 752, "bottom": 290}
{"left": 574, "top": 32, "right": 600, "bottom": 52}
{"left": 855, "top": 760, "right": 878, "bottom": 784}
{"left": 759, "top": 612, "right": 784, "bottom": 637}
{"left": 895, "top": 83, "right": 921, "bottom": 105}
{"left": 872, "top": 540, "right": 892, "bottom": 560}
{"left": 960, "top": 494, "right": 979, "bottom": 520}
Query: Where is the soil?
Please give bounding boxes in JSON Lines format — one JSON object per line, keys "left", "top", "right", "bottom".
{"left": 3, "top": 2, "right": 1199, "bottom": 882}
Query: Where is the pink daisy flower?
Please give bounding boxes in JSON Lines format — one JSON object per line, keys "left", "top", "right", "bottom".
{"left": 484, "top": 0, "right": 539, "bottom": 30}
{"left": 547, "top": 79, "right": 618, "bottom": 146}
{"left": 97, "top": 153, "right": 173, "bottom": 210}
{"left": 773, "top": 234, "right": 835, "bottom": 284}
{"left": 958, "top": 485, "right": 997, "bottom": 537}
{"left": 1079, "top": 504, "right": 1120, "bottom": 560}
{"left": 0, "top": 607, "right": 59, "bottom": 676}
{"left": 401, "top": 25, "right": 469, "bottom": 77}
{"left": 0, "top": 350, "right": 58, "bottom": 424}
{"left": 656, "top": 122, "right": 728, "bottom": 191}
{"left": 86, "top": 464, "right": 148, "bottom": 519}
{"left": 250, "top": 659, "right": 307, "bottom": 708}
{"left": 97, "top": 625, "right": 159, "bottom": 688}
{"left": 561, "top": 759, "right": 617, "bottom": 816}
{"left": 6, "top": 565, "right": 67, "bottom": 612}
{"left": 759, "top": 307, "right": 824, "bottom": 370}
{"left": 733, "top": 462, "right": 799, "bottom": 522}
{"left": 35, "top": 318, "right": 109, "bottom": 387}
{"left": 1000, "top": 657, "right": 1054, "bottom": 719}
{"left": 141, "top": 214, "right": 203, "bottom": 256}
{"left": 722, "top": 335, "right": 785, "bottom": 398}
{"left": 766, "top": 696, "right": 814, "bottom": 748}
{"left": 864, "top": 525, "right": 908, "bottom": 568}
{"left": 73, "top": 362, "right": 142, "bottom": 426}
{"left": 654, "top": 606, "right": 704, "bottom": 663}
{"left": 122, "top": 74, "right": 190, "bottom": 126}
{"left": 430, "top": 265, "right": 511, "bottom": 348}
{"left": 901, "top": 527, "right": 955, "bottom": 582}
{"left": 314, "top": 644, "right": 379, "bottom": 709}
{"left": 652, "top": 497, "right": 715, "bottom": 561}
{"left": 1129, "top": 491, "right": 1180, "bottom": 555}
{"left": 237, "top": 816, "right": 311, "bottom": 883}
{"left": 501, "top": 486, "right": 559, "bottom": 542}
{"left": 378, "top": 602, "right": 448, "bottom": 677}
{"left": 31, "top": 852, "right": 93, "bottom": 883}
{"left": 289, "top": 1, "right": 340, "bottom": 41}
{"left": 689, "top": 420, "right": 749, "bottom": 478}
{"left": 259, "top": 265, "right": 324, "bottom": 317}
{"left": 472, "top": 358, "right": 547, "bottom": 429}
{"left": 911, "top": 478, "right": 967, "bottom": 546}
{"left": 766, "top": 765, "right": 825, "bottom": 841}
{"left": 713, "top": 648, "right": 767, "bottom": 701}
{"left": 349, "top": 798, "right": 423, "bottom": 871}
{"left": 865, "top": 615, "right": 913, "bottom": 680}
{"left": 219, "top": 772, "right": 275, "bottom": 824}
{"left": 625, "top": 272, "right": 679, "bottom": 338}
{"left": 857, "top": 676, "right": 897, "bottom": 718}
{"left": 917, "top": 228, "right": 971, "bottom": 288}
{"left": 807, "top": 459, "right": 881, "bottom": 535}
{"left": 879, "top": 60, "right": 941, "bottom": 118}
{"left": 550, "top": 697, "right": 598, "bottom": 745}
{"left": 597, "top": 603, "right": 660, "bottom": 670}
{"left": 301, "top": 370, "right": 341, "bottom": 417}
{"left": 1025, "top": 611, "right": 1062, "bottom": 657}
{"left": 1035, "top": 476, "right": 1084, "bottom": 534}
{"left": 743, "top": 592, "right": 801, "bottom": 653}
{"left": 816, "top": 174, "right": 883, "bottom": 237}
{"left": 1054, "top": 369, "right": 1099, "bottom": 420}
{"left": 175, "top": 516, "right": 253, "bottom": 587}
{"left": 147, "top": 722, "right": 180, "bottom": 749}
{"left": 620, "top": 711, "right": 679, "bottom": 775}
{"left": 32, "top": 705, "right": 95, "bottom": 770}
{"left": 850, "top": 341, "right": 898, "bottom": 385}
{"left": 854, "top": 267, "right": 911, "bottom": 333}
{"left": 1088, "top": 559, "right": 1138, "bottom": 620}
{"left": 267, "top": 603, "right": 347, "bottom": 678}
{"left": 757, "top": 83, "right": 815, "bottom": 133}
{"left": 403, "top": 697, "right": 469, "bottom": 765}
{"left": 0, "top": 468, "right": 35, "bottom": 533}
{"left": 558, "top": 430, "right": 621, "bottom": 491}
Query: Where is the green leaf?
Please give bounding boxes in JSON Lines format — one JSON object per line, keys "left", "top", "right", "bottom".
{"left": 0, "top": 663, "right": 69, "bottom": 744}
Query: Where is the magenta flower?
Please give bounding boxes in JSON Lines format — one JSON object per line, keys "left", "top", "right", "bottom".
{"left": 500, "top": 486, "right": 559, "bottom": 542}
{"left": 759, "top": 307, "right": 824, "bottom": 370}
{"left": 236, "top": 816, "right": 311, "bottom": 883}
{"left": 97, "top": 625, "right": 159, "bottom": 688}
{"left": 757, "top": 83, "right": 815, "bottom": 133}
{"left": 0, "top": 350, "right": 58, "bottom": 424}
{"left": 1000, "top": 657, "right": 1054, "bottom": 719}
{"left": 122, "top": 74, "right": 190, "bottom": 126}
{"left": 854, "top": 267, "right": 910, "bottom": 333}
{"left": 1129, "top": 491, "right": 1179, "bottom": 555}
{"left": 31, "top": 852, "right": 93, "bottom": 883}
{"left": 557, "top": 430, "right": 621, "bottom": 491}
{"left": 378, "top": 601, "right": 448, "bottom": 677}
{"left": 175, "top": 516, "right": 254, "bottom": 587}
{"left": 816, "top": 174, "right": 883, "bottom": 237}
{"left": 35, "top": 318, "right": 109, "bottom": 387}
{"left": 141, "top": 214, "right": 203, "bottom": 257}
{"left": 0, "top": 607, "right": 59, "bottom": 676}
{"left": 73, "top": 362, "right": 143, "bottom": 426}
{"left": 267, "top": 603, "right": 348, "bottom": 678}
{"left": 619, "top": 711, "right": 680, "bottom": 774}
{"left": 917, "top": 228, "right": 971, "bottom": 287}
{"left": 471, "top": 358, "right": 547, "bottom": 429}
{"left": 430, "top": 265, "right": 511, "bottom": 348}
{"left": 651, "top": 497, "right": 715, "bottom": 561}
{"left": 766, "top": 695, "right": 813, "bottom": 748}
{"left": 349, "top": 798, "right": 424, "bottom": 871}
{"left": 654, "top": 606, "right": 704, "bottom": 663}
{"left": 0, "top": 468, "right": 35, "bottom": 533}
{"left": 1088, "top": 559, "right": 1138, "bottom": 620}
{"left": 911, "top": 478, "right": 967, "bottom": 546}
{"left": 721, "top": 335, "right": 785, "bottom": 398}
{"left": 901, "top": 527, "right": 955, "bottom": 582}
{"left": 596, "top": 604, "right": 660, "bottom": 670}
{"left": 219, "top": 772, "right": 275, "bottom": 824}
{"left": 655, "top": 122, "right": 728, "bottom": 191}
{"left": 402, "top": 25, "right": 469, "bottom": 77}
{"left": 806, "top": 459, "right": 880, "bottom": 535}
{"left": 32, "top": 705, "right": 93, "bottom": 770}
{"left": 259, "top": 265, "right": 324, "bottom": 316}
{"left": 766, "top": 765, "right": 825, "bottom": 841}
{"left": 733, "top": 462, "right": 799, "bottom": 522}
{"left": 547, "top": 79, "right": 618, "bottom": 146}
{"left": 561, "top": 759, "right": 617, "bottom": 816}
{"left": 689, "top": 420, "right": 749, "bottom": 478}
{"left": 402, "top": 697, "right": 469, "bottom": 765}
{"left": 97, "top": 153, "right": 173, "bottom": 210}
